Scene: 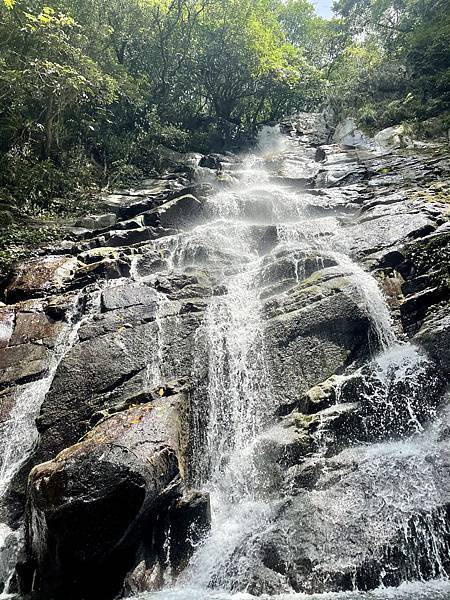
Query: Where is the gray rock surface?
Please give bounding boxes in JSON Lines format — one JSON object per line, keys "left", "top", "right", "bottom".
{"left": 0, "top": 124, "right": 449, "bottom": 599}
{"left": 333, "top": 117, "right": 371, "bottom": 148}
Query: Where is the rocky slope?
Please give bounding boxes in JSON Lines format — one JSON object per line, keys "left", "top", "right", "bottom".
{"left": 0, "top": 113, "right": 449, "bottom": 599}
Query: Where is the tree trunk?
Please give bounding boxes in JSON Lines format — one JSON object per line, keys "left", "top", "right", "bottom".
{"left": 44, "top": 95, "right": 55, "bottom": 159}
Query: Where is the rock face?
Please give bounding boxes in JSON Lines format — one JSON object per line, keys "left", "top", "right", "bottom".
{"left": 332, "top": 117, "right": 371, "bottom": 148}
{"left": 0, "top": 119, "right": 449, "bottom": 599}
{"left": 263, "top": 268, "right": 372, "bottom": 413}
{"left": 21, "top": 387, "right": 209, "bottom": 600}
{"left": 374, "top": 124, "right": 410, "bottom": 149}
{"left": 226, "top": 435, "right": 450, "bottom": 595}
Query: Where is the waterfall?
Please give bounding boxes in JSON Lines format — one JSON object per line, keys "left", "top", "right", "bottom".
{"left": 276, "top": 219, "right": 397, "bottom": 350}
{"left": 3, "top": 125, "right": 447, "bottom": 600}
{"left": 0, "top": 297, "right": 83, "bottom": 494}
{"left": 131, "top": 125, "right": 449, "bottom": 599}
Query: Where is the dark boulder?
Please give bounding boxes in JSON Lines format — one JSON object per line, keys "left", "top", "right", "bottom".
{"left": 199, "top": 154, "right": 222, "bottom": 171}
{"left": 414, "top": 305, "right": 450, "bottom": 376}
{"left": 263, "top": 267, "right": 372, "bottom": 413}
{"left": 143, "top": 194, "right": 205, "bottom": 230}
{"left": 20, "top": 389, "right": 209, "bottom": 600}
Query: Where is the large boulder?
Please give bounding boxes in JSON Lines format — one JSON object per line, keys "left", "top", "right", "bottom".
{"left": 5, "top": 257, "right": 79, "bottom": 302}
{"left": 333, "top": 118, "right": 370, "bottom": 148}
{"left": 290, "top": 112, "right": 331, "bottom": 146}
{"left": 263, "top": 267, "right": 372, "bottom": 414}
{"left": 143, "top": 194, "right": 205, "bottom": 229}
{"left": 74, "top": 213, "right": 117, "bottom": 230}
{"left": 220, "top": 430, "right": 450, "bottom": 595}
{"left": 21, "top": 388, "right": 209, "bottom": 600}
{"left": 374, "top": 125, "right": 411, "bottom": 150}
{"left": 33, "top": 291, "right": 203, "bottom": 467}
{"left": 414, "top": 305, "right": 450, "bottom": 376}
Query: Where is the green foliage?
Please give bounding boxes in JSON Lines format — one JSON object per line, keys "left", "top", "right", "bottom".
{"left": 331, "top": 0, "right": 450, "bottom": 128}
{"left": 0, "top": 0, "right": 330, "bottom": 224}
{"left": 0, "top": 0, "right": 447, "bottom": 263}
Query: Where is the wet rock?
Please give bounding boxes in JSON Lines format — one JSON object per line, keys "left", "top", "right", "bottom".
{"left": 414, "top": 305, "right": 450, "bottom": 375}
{"left": 131, "top": 249, "right": 169, "bottom": 278}
{"left": 226, "top": 437, "right": 450, "bottom": 595}
{"left": 166, "top": 492, "right": 211, "bottom": 571}
{"left": 395, "top": 228, "right": 450, "bottom": 332}
{"left": 104, "top": 227, "right": 154, "bottom": 247}
{"left": 257, "top": 248, "right": 337, "bottom": 298}
{"left": 315, "top": 147, "right": 326, "bottom": 162}
{"left": 74, "top": 213, "right": 117, "bottom": 230}
{"left": 283, "top": 457, "right": 325, "bottom": 491}
{"left": 264, "top": 268, "right": 371, "bottom": 413}
{"left": 255, "top": 225, "right": 278, "bottom": 255}
{"left": 100, "top": 179, "right": 178, "bottom": 217}
{"left": 143, "top": 194, "right": 204, "bottom": 229}
{"left": 101, "top": 283, "right": 157, "bottom": 311}
{"left": 199, "top": 154, "right": 222, "bottom": 170}
{"left": 2, "top": 120, "right": 449, "bottom": 600}
{"left": 0, "top": 308, "right": 15, "bottom": 349}
{"left": 0, "top": 525, "right": 22, "bottom": 594}
{"left": 294, "top": 374, "right": 345, "bottom": 415}
{"left": 0, "top": 343, "right": 49, "bottom": 387}
{"left": 400, "top": 285, "right": 449, "bottom": 333}
{"left": 44, "top": 293, "right": 79, "bottom": 321}
{"left": 32, "top": 298, "right": 202, "bottom": 466}
{"left": 101, "top": 194, "right": 158, "bottom": 219}
{"left": 153, "top": 271, "right": 217, "bottom": 301}
{"left": 9, "top": 311, "right": 64, "bottom": 348}
{"left": 72, "top": 255, "right": 131, "bottom": 286}
{"left": 0, "top": 387, "right": 17, "bottom": 423}
{"left": 159, "top": 148, "right": 201, "bottom": 171}
{"left": 313, "top": 164, "right": 368, "bottom": 188}
{"left": 348, "top": 212, "right": 437, "bottom": 257}
{"left": 5, "top": 256, "right": 79, "bottom": 302}
{"left": 22, "top": 390, "right": 193, "bottom": 600}
{"left": 77, "top": 247, "right": 133, "bottom": 266}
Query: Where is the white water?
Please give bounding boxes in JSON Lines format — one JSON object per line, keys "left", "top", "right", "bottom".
{"left": 0, "top": 287, "right": 102, "bottom": 597}
{"left": 124, "top": 127, "right": 448, "bottom": 598}
{"left": 138, "top": 579, "right": 450, "bottom": 599}
{"left": 276, "top": 219, "right": 396, "bottom": 350}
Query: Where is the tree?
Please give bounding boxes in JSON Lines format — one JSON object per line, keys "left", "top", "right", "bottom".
{"left": 330, "top": 0, "right": 450, "bottom": 126}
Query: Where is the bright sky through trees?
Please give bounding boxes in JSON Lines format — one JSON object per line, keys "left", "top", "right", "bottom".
{"left": 314, "top": 0, "right": 333, "bottom": 18}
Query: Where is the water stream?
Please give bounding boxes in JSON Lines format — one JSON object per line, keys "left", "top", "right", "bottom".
{"left": 0, "top": 287, "right": 102, "bottom": 597}
{"left": 0, "top": 127, "right": 447, "bottom": 599}
{"left": 135, "top": 127, "right": 448, "bottom": 598}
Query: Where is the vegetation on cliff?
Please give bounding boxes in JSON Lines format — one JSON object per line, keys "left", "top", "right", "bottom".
{"left": 0, "top": 0, "right": 448, "bottom": 276}
{"left": 333, "top": 0, "right": 450, "bottom": 131}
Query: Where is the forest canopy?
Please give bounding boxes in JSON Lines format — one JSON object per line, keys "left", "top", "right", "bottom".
{"left": 0, "top": 0, "right": 448, "bottom": 222}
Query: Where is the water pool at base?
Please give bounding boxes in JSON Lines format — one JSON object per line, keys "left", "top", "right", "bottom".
{"left": 136, "top": 580, "right": 450, "bottom": 600}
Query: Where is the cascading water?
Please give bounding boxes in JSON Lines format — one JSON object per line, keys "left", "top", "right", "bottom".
{"left": 276, "top": 218, "right": 397, "bottom": 350}
{"left": 128, "top": 126, "right": 450, "bottom": 599}
{"left": 0, "top": 297, "right": 82, "bottom": 494}
{"left": 128, "top": 126, "right": 449, "bottom": 599}
{"left": 0, "top": 287, "right": 102, "bottom": 598}
{"left": 5, "top": 125, "right": 439, "bottom": 600}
